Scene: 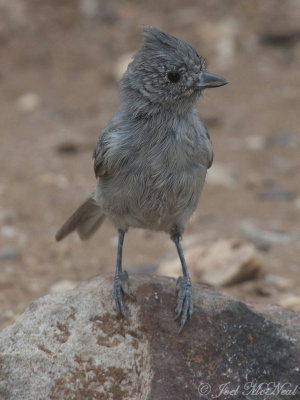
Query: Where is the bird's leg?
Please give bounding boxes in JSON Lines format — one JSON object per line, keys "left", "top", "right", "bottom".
{"left": 114, "top": 229, "right": 130, "bottom": 317}
{"left": 172, "top": 234, "right": 193, "bottom": 332}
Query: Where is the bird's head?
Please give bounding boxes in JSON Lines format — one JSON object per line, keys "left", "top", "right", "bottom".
{"left": 120, "top": 26, "right": 228, "bottom": 116}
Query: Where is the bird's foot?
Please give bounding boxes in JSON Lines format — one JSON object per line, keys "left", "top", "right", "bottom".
{"left": 114, "top": 270, "right": 130, "bottom": 317}
{"left": 175, "top": 276, "right": 193, "bottom": 332}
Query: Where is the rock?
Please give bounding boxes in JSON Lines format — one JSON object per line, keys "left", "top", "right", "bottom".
{"left": 260, "top": 31, "right": 300, "bottom": 48}
{"left": 272, "top": 157, "right": 293, "bottom": 175}
{"left": 78, "top": 0, "right": 102, "bottom": 18}
{"left": 159, "top": 239, "right": 261, "bottom": 287}
{"left": 0, "top": 226, "right": 17, "bottom": 238}
{"left": 244, "top": 135, "right": 266, "bottom": 150}
{"left": 252, "top": 274, "right": 294, "bottom": 297}
{"left": 16, "top": 92, "right": 40, "bottom": 113}
{"left": 0, "top": 245, "right": 20, "bottom": 260}
{"left": 245, "top": 172, "right": 263, "bottom": 190}
{"left": 267, "top": 132, "right": 296, "bottom": 147}
{"left": 0, "top": 274, "right": 299, "bottom": 400}
{"left": 113, "top": 53, "right": 133, "bottom": 81}
{"left": 78, "top": 0, "right": 117, "bottom": 20}
{"left": 39, "top": 173, "right": 69, "bottom": 189}
{"left": 256, "top": 186, "right": 295, "bottom": 201}
{"left": 278, "top": 295, "right": 300, "bottom": 313}
{"left": 264, "top": 274, "right": 293, "bottom": 291}
{"left": 294, "top": 197, "right": 300, "bottom": 211}
{"left": 55, "top": 141, "right": 80, "bottom": 155}
{"left": 241, "top": 220, "right": 300, "bottom": 247}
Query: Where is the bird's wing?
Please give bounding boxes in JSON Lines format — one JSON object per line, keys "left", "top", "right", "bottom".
{"left": 93, "top": 136, "right": 108, "bottom": 177}
{"left": 195, "top": 114, "right": 214, "bottom": 169}
{"left": 93, "top": 113, "right": 126, "bottom": 178}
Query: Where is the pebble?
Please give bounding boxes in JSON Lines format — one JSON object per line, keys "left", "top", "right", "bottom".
{"left": 114, "top": 53, "right": 132, "bottom": 81}
{"left": 55, "top": 142, "right": 80, "bottom": 155}
{"left": 16, "top": 92, "right": 40, "bottom": 113}
{"left": 241, "top": 220, "right": 300, "bottom": 246}
{"left": 49, "top": 280, "right": 78, "bottom": 293}
{"left": 294, "top": 197, "right": 300, "bottom": 211}
{"left": 264, "top": 274, "right": 293, "bottom": 291}
{"left": 245, "top": 172, "right": 262, "bottom": 190}
{"left": 78, "top": 0, "right": 116, "bottom": 20}
{"left": 0, "top": 226, "right": 17, "bottom": 238}
{"left": 272, "top": 158, "right": 293, "bottom": 174}
{"left": 268, "top": 132, "right": 295, "bottom": 147}
{"left": 256, "top": 186, "right": 295, "bottom": 201}
{"left": 244, "top": 135, "right": 265, "bottom": 150}
{"left": 0, "top": 245, "right": 21, "bottom": 260}
{"left": 206, "top": 163, "right": 236, "bottom": 188}
{"left": 278, "top": 295, "right": 300, "bottom": 313}
{"left": 40, "top": 173, "right": 69, "bottom": 188}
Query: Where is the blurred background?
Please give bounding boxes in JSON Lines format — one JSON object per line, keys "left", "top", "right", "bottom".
{"left": 0, "top": 0, "right": 299, "bottom": 329}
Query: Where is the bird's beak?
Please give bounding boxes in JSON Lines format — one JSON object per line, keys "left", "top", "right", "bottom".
{"left": 195, "top": 72, "right": 228, "bottom": 89}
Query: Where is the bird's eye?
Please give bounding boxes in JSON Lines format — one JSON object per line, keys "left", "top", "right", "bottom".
{"left": 167, "top": 71, "right": 181, "bottom": 83}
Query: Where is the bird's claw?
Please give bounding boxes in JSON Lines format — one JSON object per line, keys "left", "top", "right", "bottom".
{"left": 175, "top": 276, "right": 193, "bottom": 332}
{"left": 114, "top": 270, "right": 130, "bottom": 317}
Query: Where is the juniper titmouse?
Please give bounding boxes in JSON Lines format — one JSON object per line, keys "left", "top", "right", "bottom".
{"left": 56, "top": 26, "right": 228, "bottom": 331}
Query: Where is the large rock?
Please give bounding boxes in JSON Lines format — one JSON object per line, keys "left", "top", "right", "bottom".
{"left": 0, "top": 274, "right": 299, "bottom": 400}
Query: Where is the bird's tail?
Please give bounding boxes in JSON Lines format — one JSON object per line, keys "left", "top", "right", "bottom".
{"left": 55, "top": 196, "right": 105, "bottom": 241}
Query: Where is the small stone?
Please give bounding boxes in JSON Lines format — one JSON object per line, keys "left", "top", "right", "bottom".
{"left": 49, "top": 280, "right": 78, "bottom": 293}
{"left": 215, "top": 34, "right": 236, "bottom": 67}
{"left": 241, "top": 220, "right": 300, "bottom": 246}
{"left": 268, "top": 132, "right": 295, "bottom": 147}
{"left": 114, "top": 53, "right": 132, "bottom": 81}
{"left": 27, "top": 279, "right": 42, "bottom": 293}
{"left": 55, "top": 142, "right": 80, "bottom": 155}
{"left": 244, "top": 135, "right": 265, "bottom": 150}
{"left": 264, "top": 274, "right": 293, "bottom": 291}
{"left": 0, "top": 245, "right": 21, "bottom": 260}
{"left": 16, "top": 92, "right": 40, "bottom": 113}
{"left": 206, "top": 163, "right": 236, "bottom": 188}
{"left": 256, "top": 186, "right": 295, "bottom": 201}
{"left": 294, "top": 197, "right": 300, "bottom": 211}
{"left": 78, "top": 0, "right": 101, "bottom": 18}
{"left": 40, "top": 173, "right": 69, "bottom": 188}
{"left": 260, "top": 31, "right": 300, "bottom": 48}
{"left": 159, "top": 239, "right": 262, "bottom": 287}
{"left": 278, "top": 295, "right": 300, "bottom": 313}
{"left": 245, "top": 172, "right": 262, "bottom": 190}
{"left": 0, "top": 226, "right": 17, "bottom": 238}
{"left": 272, "top": 157, "right": 293, "bottom": 174}
{"left": 254, "top": 282, "right": 276, "bottom": 297}
{"left": 78, "top": 0, "right": 116, "bottom": 20}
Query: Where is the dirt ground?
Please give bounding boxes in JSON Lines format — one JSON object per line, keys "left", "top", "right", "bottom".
{"left": 0, "top": 0, "right": 300, "bottom": 330}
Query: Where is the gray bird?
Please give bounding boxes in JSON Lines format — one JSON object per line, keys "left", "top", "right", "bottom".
{"left": 56, "top": 26, "right": 228, "bottom": 331}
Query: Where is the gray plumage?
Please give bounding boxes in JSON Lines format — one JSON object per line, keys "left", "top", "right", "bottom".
{"left": 56, "top": 26, "right": 227, "bottom": 331}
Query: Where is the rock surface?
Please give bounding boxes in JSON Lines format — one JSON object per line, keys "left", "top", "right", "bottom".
{"left": 0, "top": 274, "right": 299, "bottom": 400}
